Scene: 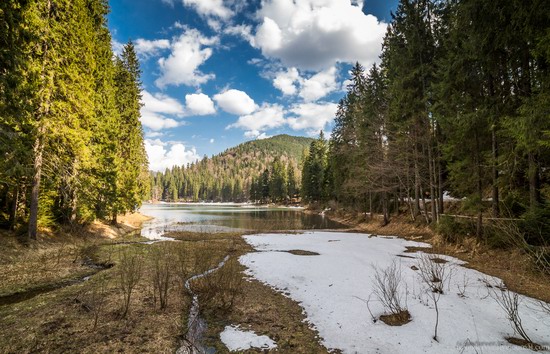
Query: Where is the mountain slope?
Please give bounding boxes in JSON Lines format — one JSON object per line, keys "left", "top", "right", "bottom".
{"left": 149, "top": 135, "right": 314, "bottom": 202}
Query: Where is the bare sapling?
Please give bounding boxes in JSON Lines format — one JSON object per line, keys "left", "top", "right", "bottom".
{"left": 416, "top": 253, "right": 452, "bottom": 342}
{"left": 88, "top": 274, "right": 109, "bottom": 330}
{"left": 456, "top": 273, "right": 469, "bottom": 298}
{"left": 489, "top": 283, "right": 538, "bottom": 348}
{"left": 150, "top": 242, "right": 173, "bottom": 310}
{"left": 174, "top": 242, "right": 191, "bottom": 296}
{"left": 371, "top": 260, "right": 411, "bottom": 326}
{"left": 117, "top": 247, "right": 143, "bottom": 317}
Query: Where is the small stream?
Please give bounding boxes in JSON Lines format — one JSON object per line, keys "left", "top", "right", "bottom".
{"left": 177, "top": 255, "right": 230, "bottom": 354}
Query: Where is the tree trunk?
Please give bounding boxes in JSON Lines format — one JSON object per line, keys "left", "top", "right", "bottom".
{"left": 428, "top": 143, "right": 437, "bottom": 222}
{"left": 9, "top": 185, "right": 19, "bottom": 230}
{"left": 528, "top": 152, "right": 540, "bottom": 211}
{"left": 382, "top": 191, "right": 389, "bottom": 226}
{"left": 28, "top": 127, "right": 45, "bottom": 240}
{"left": 475, "top": 131, "right": 483, "bottom": 240}
{"left": 414, "top": 156, "right": 421, "bottom": 218}
{"left": 438, "top": 154, "right": 444, "bottom": 216}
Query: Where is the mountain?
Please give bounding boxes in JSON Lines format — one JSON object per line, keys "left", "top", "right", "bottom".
{"left": 148, "top": 134, "right": 315, "bottom": 202}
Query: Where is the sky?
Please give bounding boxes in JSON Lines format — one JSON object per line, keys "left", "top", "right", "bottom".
{"left": 107, "top": 0, "right": 399, "bottom": 171}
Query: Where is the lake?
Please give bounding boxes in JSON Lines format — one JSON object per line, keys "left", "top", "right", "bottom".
{"left": 139, "top": 203, "right": 345, "bottom": 239}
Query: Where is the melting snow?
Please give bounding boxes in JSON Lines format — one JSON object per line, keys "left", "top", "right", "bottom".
{"left": 240, "top": 231, "right": 550, "bottom": 353}
{"left": 220, "top": 325, "right": 277, "bottom": 351}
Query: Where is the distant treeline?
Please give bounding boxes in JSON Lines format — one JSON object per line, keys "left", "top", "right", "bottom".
{"left": 0, "top": 1, "right": 149, "bottom": 238}
{"left": 148, "top": 135, "right": 310, "bottom": 203}
{"left": 301, "top": 0, "right": 550, "bottom": 239}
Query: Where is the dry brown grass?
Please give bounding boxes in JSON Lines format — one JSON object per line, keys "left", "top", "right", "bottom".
{"left": 202, "top": 263, "right": 334, "bottom": 353}
{"left": 379, "top": 310, "right": 412, "bottom": 326}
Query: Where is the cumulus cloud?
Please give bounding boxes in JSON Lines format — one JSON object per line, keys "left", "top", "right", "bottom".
{"left": 182, "top": 0, "right": 233, "bottom": 20}
{"left": 155, "top": 29, "right": 217, "bottom": 88}
{"left": 273, "top": 67, "right": 300, "bottom": 95}
{"left": 244, "top": 130, "right": 271, "bottom": 140}
{"left": 272, "top": 66, "right": 339, "bottom": 101}
{"left": 214, "top": 89, "right": 257, "bottom": 115}
{"left": 225, "top": 24, "right": 255, "bottom": 43}
{"left": 145, "top": 139, "right": 200, "bottom": 172}
{"left": 185, "top": 93, "right": 216, "bottom": 115}
{"left": 142, "top": 90, "right": 185, "bottom": 116}
{"left": 250, "top": 0, "right": 387, "bottom": 70}
{"left": 140, "top": 112, "right": 180, "bottom": 131}
{"left": 227, "top": 103, "right": 285, "bottom": 131}
{"left": 287, "top": 102, "right": 338, "bottom": 134}
{"left": 140, "top": 90, "right": 185, "bottom": 131}
{"left": 134, "top": 38, "right": 170, "bottom": 57}
{"left": 299, "top": 67, "right": 339, "bottom": 101}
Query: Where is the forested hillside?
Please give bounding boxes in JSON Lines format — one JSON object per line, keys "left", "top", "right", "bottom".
{"left": 0, "top": 1, "right": 149, "bottom": 238}
{"left": 149, "top": 135, "right": 313, "bottom": 203}
{"left": 301, "top": 0, "right": 550, "bottom": 241}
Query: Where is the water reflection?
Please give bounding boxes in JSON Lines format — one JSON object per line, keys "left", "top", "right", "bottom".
{"left": 139, "top": 203, "right": 345, "bottom": 240}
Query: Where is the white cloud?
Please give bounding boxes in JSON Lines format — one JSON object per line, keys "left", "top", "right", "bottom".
{"left": 140, "top": 90, "right": 185, "bottom": 131}
{"left": 244, "top": 130, "right": 271, "bottom": 140}
{"left": 145, "top": 139, "right": 200, "bottom": 172}
{"left": 182, "top": 0, "right": 233, "bottom": 20}
{"left": 225, "top": 25, "right": 255, "bottom": 43}
{"left": 255, "top": 17, "right": 283, "bottom": 52}
{"left": 112, "top": 39, "right": 124, "bottom": 57}
{"left": 272, "top": 66, "right": 338, "bottom": 101}
{"left": 273, "top": 67, "right": 300, "bottom": 95}
{"left": 185, "top": 93, "right": 216, "bottom": 115}
{"left": 140, "top": 111, "right": 180, "bottom": 131}
{"left": 287, "top": 102, "right": 338, "bottom": 134}
{"left": 299, "top": 66, "right": 339, "bottom": 102}
{"left": 227, "top": 103, "right": 285, "bottom": 131}
{"left": 250, "top": 0, "right": 387, "bottom": 70}
{"left": 155, "top": 29, "right": 217, "bottom": 88}
{"left": 214, "top": 89, "right": 257, "bottom": 115}
{"left": 142, "top": 90, "right": 185, "bottom": 116}
{"left": 145, "top": 131, "right": 165, "bottom": 138}
{"left": 134, "top": 38, "right": 170, "bottom": 57}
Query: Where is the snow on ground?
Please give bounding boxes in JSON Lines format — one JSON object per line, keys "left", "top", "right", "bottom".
{"left": 220, "top": 325, "right": 277, "bottom": 351}
{"left": 240, "top": 231, "right": 550, "bottom": 354}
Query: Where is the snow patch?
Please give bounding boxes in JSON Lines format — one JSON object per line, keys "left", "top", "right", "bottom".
{"left": 240, "top": 231, "right": 550, "bottom": 353}
{"left": 220, "top": 325, "right": 277, "bottom": 352}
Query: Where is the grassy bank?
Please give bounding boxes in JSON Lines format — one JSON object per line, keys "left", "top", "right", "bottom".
{"left": 0, "top": 223, "right": 330, "bottom": 352}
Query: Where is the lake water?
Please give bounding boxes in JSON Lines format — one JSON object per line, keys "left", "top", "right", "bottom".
{"left": 139, "top": 203, "right": 345, "bottom": 240}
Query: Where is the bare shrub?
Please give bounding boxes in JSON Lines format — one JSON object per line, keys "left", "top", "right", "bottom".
{"left": 417, "top": 253, "right": 451, "bottom": 294}
{"left": 456, "top": 273, "right": 469, "bottom": 298}
{"left": 86, "top": 274, "right": 109, "bottom": 330}
{"left": 494, "top": 218, "right": 550, "bottom": 275}
{"left": 372, "top": 260, "right": 408, "bottom": 316}
{"left": 193, "top": 256, "right": 243, "bottom": 313}
{"left": 117, "top": 247, "right": 143, "bottom": 317}
{"left": 174, "top": 242, "right": 191, "bottom": 295}
{"left": 540, "top": 301, "right": 550, "bottom": 315}
{"left": 488, "top": 283, "right": 535, "bottom": 346}
{"left": 149, "top": 242, "right": 173, "bottom": 310}
{"left": 416, "top": 253, "right": 453, "bottom": 342}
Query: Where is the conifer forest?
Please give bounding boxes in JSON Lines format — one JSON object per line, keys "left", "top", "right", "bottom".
{"left": 1, "top": 1, "right": 550, "bottom": 353}
{"left": 1, "top": 1, "right": 149, "bottom": 238}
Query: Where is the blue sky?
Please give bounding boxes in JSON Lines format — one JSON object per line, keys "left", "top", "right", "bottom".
{"left": 108, "top": 0, "right": 398, "bottom": 171}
